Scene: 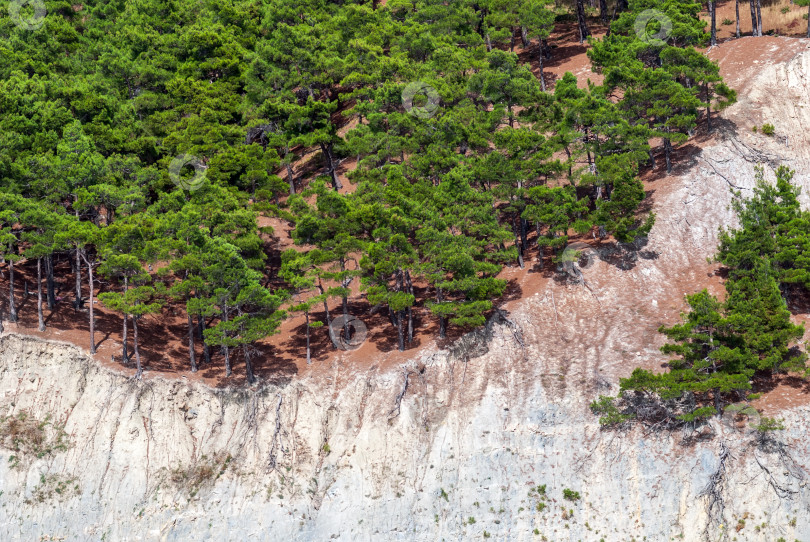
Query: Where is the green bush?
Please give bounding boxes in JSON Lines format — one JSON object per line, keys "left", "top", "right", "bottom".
{"left": 761, "top": 123, "right": 775, "bottom": 136}
{"left": 722, "top": 18, "right": 734, "bottom": 25}
{"left": 562, "top": 489, "right": 580, "bottom": 501}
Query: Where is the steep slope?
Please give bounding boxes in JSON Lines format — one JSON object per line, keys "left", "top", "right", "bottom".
{"left": 1, "top": 38, "right": 810, "bottom": 542}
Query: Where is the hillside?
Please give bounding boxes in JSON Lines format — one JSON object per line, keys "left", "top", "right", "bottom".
{"left": 0, "top": 35, "right": 809, "bottom": 542}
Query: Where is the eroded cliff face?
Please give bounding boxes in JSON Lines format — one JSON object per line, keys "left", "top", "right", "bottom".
{"left": 0, "top": 328, "right": 809, "bottom": 542}
{"left": 2, "top": 38, "right": 810, "bottom": 542}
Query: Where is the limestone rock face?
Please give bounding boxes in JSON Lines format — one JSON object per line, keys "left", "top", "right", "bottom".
{"left": 2, "top": 38, "right": 810, "bottom": 542}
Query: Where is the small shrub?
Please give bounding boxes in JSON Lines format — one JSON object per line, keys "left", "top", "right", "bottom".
{"left": 761, "top": 123, "right": 775, "bottom": 136}
{"left": 0, "top": 410, "right": 70, "bottom": 467}
{"left": 590, "top": 396, "right": 634, "bottom": 426}
{"left": 439, "top": 488, "right": 448, "bottom": 502}
{"left": 781, "top": 6, "right": 790, "bottom": 13}
{"left": 171, "top": 452, "right": 232, "bottom": 497}
{"left": 25, "top": 473, "right": 80, "bottom": 504}
{"left": 467, "top": 516, "right": 476, "bottom": 524}
{"left": 752, "top": 125, "right": 758, "bottom": 132}
{"left": 536, "top": 501, "right": 546, "bottom": 512}
{"left": 746, "top": 393, "right": 762, "bottom": 400}
{"left": 722, "top": 18, "right": 734, "bottom": 25}
{"left": 755, "top": 417, "right": 784, "bottom": 432}
{"left": 483, "top": 531, "right": 491, "bottom": 539}
{"left": 562, "top": 489, "right": 580, "bottom": 501}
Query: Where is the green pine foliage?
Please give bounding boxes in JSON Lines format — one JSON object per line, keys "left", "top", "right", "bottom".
{"left": 596, "top": 166, "right": 808, "bottom": 429}
{"left": 0, "top": 0, "right": 729, "bottom": 381}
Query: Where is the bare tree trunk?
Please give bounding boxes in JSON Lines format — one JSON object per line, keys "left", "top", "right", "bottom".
{"left": 286, "top": 162, "right": 295, "bottom": 195}
{"left": 600, "top": 0, "right": 609, "bottom": 24}
{"left": 576, "top": 0, "right": 591, "bottom": 42}
{"left": 437, "top": 287, "right": 446, "bottom": 339}
{"left": 807, "top": 4, "right": 810, "bottom": 38}
{"left": 46, "top": 254, "right": 55, "bottom": 310}
{"left": 486, "top": 33, "right": 493, "bottom": 51}
{"left": 756, "top": 0, "right": 763, "bottom": 35}
{"left": 320, "top": 142, "right": 342, "bottom": 191}
{"left": 74, "top": 249, "right": 83, "bottom": 310}
{"left": 244, "top": 348, "right": 256, "bottom": 384}
{"left": 132, "top": 315, "right": 142, "bottom": 378}
{"left": 87, "top": 257, "right": 95, "bottom": 354}
{"left": 706, "top": 84, "right": 713, "bottom": 131}
{"left": 750, "top": 0, "right": 759, "bottom": 35}
{"left": 709, "top": 0, "right": 717, "bottom": 45}
{"left": 405, "top": 270, "right": 414, "bottom": 344}
{"left": 187, "top": 311, "right": 197, "bottom": 372}
{"left": 197, "top": 311, "right": 210, "bottom": 365}
{"left": 222, "top": 310, "right": 231, "bottom": 377}
{"left": 121, "top": 277, "right": 129, "bottom": 363}
{"left": 736, "top": 0, "right": 741, "bottom": 38}
{"left": 305, "top": 311, "right": 311, "bottom": 364}
{"left": 8, "top": 259, "right": 16, "bottom": 323}
{"left": 318, "top": 280, "right": 338, "bottom": 349}
{"left": 520, "top": 26, "right": 529, "bottom": 47}
{"left": 36, "top": 258, "right": 44, "bottom": 331}
{"left": 664, "top": 138, "right": 673, "bottom": 174}
{"left": 397, "top": 310, "right": 405, "bottom": 351}
{"left": 538, "top": 40, "right": 547, "bottom": 92}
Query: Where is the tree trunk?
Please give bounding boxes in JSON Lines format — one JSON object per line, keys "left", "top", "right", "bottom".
{"left": 122, "top": 276, "right": 129, "bottom": 363}
{"left": 513, "top": 217, "right": 525, "bottom": 269}
{"left": 736, "top": 0, "right": 741, "bottom": 38}
{"left": 706, "top": 83, "right": 712, "bottom": 131}
{"left": 521, "top": 26, "right": 529, "bottom": 47}
{"left": 405, "top": 270, "right": 414, "bottom": 344}
{"left": 74, "top": 249, "right": 82, "bottom": 310}
{"left": 36, "top": 258, "right": 44, "bottom": 331}
{"left": 197, "top": 313, "right": 211, "bottom": 364}
{"left": 750, "top": 0, "right": 758, "bottom": 35}
{"left": 599, "top": 0, "right": 609, "bottom": 24}
{"left": 46, "top": 254, "right": 55, "bottom": 310}
{"left": 320, "top": 142, "right": 342, "bottom": 191}
{"left": 222, "top": 310, "right": 231, "bottom": 377}
{"left": 437, "top": 287, "right": 446, "bottom": 339}
{"left": 664, "top": 138, "right": 673, "bottom": 174}
{"left": 87, "top": 258, "right": 95, "bottom": 354}
{"left": 486, "top": 33, "right": 493, "bottom": 51}
{"left": 305, "top": 311, "right": 311, "bottom": 364}
{"left": 341, "top": 260, "right": 352, "bottom": 342}
{"left": 617, "top": 0, "right": 629, "bottom": 12}
{"left": 800, "top": 0, "right": 810, "bottom": 38}
{"left": 576, "top": 0, "right": 591, "bottom": 42}
{"left": 520, "top": 217, "right": 528, "bottom": 253}
{"left": 286, "top": 162, "right": 295, "bottom": 195}
{"left": 756, "top": 0, "right": 762, "bottom": 36}
{"left": 244, "top": 348, "right": 256, "bottom": 384}
{"left": 187, "top": 311, "right": 197, "bottom": 373}
{"left": 397, "top": 310, "right": 405, "bottom": 351}
{"left": 318, "top": 281, "right": 338, "bottom": 349}
{"left": 8, "top": 259, "right": 16, "bottom": 323}
{"left": 649, "top": 149, "right": 657, "bottom": 170}
{"left": 709, "top": 0, "right": 717, "bottom": 45}
{"left": 538, "top": 40, "right": 547, "bottom": 92}
{"left": 132, "top": 315, "right": 142, "bottom": 378}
